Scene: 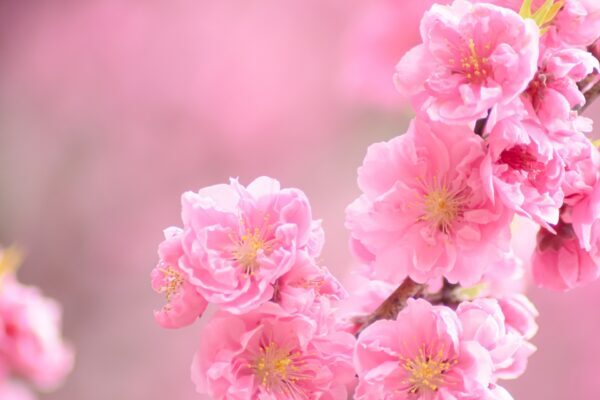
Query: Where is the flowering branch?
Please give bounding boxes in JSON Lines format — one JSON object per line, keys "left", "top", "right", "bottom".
{"left": 354, "top": 278, "right": 426, "bottom": 335}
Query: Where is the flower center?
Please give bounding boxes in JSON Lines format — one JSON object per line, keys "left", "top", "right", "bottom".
{"left": 402, "top": 347, "right": 456, "bottom": 394}
{"left": 498, "top": 145, "right": 544, "bottom": 180}
{"left": 252, "top": 342, "right": 308, "bottom": 397}
{"left": 160, "top": 266, "right": 184, "bottom": 302}
{"left": 232, "top": 226, "right": 274, "bottom": 275}
{"left": 460, "top": 39, "right": 491, "bottom": 84}
{"left": 418, "top": 179, "right": 466, "bottom": 234}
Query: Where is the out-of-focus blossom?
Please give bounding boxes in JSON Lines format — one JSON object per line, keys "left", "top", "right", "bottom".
{"left": 179, "top": 176, "right": 323, "bottom": 314}
{"left": 532, "top": 219, "right": 599, "bottom": 290}
{"left": 0, "top": 278, "right": 73, "bottom": 390}
{"left": 340, "top": 0, "right": 446, "bottom": 108}
{"left": 354, "top": 298, "right": 493, "bottom": 399}
{"left": 394, "top": 0, "right": 539, "bottom": 123}
{"left": 191, "top": 303, "right": 356, "bottom": 400}
{"left": 481, "top": 0, "right": 600, "bottom": 48}
{"left": 0, "top": 381, "right": 36, "bottom": 400}
{"left": 346, "top": 117, "right": 511, "bottom": 286}
{"left": 150, "top": 227, "right": 208, "bottom": 329}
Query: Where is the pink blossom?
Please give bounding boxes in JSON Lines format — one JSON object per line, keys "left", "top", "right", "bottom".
{"left": 550, "top": 0, "right": 600, "bottom": 48}
{"left": 179, "top": 176, "right": 323, "bottom": 314}
{"left": 532, "top": 219, "right": 600, "bottom": 290}
{"left": 191, "top": 303, "right": 356, "bottom": 399}
{"left": 524, "top": 48, "right": 598, "bottom": 132}
{"left": 0, "top": 278, "right": 73, "bottom": 390}
{"left": 498, "top": 294, "right": 539, "bottom": 341}
{"left": 274, "top": 252, "right": 347, "bottom": 320}
{"left": 346, "top": 117, "right": 512, "bottom": 286}
{"left": 481, "top": 112, "right": 564, "bottom": 227}
{"left": 150, "top": 227, "right": 208, "bottom": 329}
{"left": 480, "top": 0, "right": 600, "bottom": 48}
{"left": 457, "top": 297, "right": 536, "bottom": 381}
{"left": 354, "top": 298, "right": 493, "bottom": 399}
{"left": 558, "top": 131, "right": 600, "bottom": 205}
{"left": 0, "top": 381, "right": 36, "bottom": 400}
{"left": 394, "top": 0, "right": 539, "bottom": 123}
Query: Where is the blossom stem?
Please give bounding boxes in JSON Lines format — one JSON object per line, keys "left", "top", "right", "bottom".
{"left": 580, "top": 79, "right": 600, "bottom": 113}
{"left": 474, "top": 109, "right": 491, "bottom": 136}
{"left": 425, "top": 279, "right": 461, "bottom": 308}
{"left": 355, "top": 278, "right": 426, "bottom": 336}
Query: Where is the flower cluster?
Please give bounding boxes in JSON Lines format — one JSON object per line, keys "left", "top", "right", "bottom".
{"left": 152, "top": 0, "right": 600, "bottom": 398}
{"left": 0, "top": 246, "right": 73, "bottom": 399}
{"left": 150, "top": 177, "right": 355, "bottom": 399}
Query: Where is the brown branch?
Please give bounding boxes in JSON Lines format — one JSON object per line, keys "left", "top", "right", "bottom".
{"left": 578, "top": 41, "right": 600, "bottom": 114}
{"left": 425, "top": 279, "right": 461, "bottom": 309}
{"left": 354, "top": 278, "right": 426, "bottom": 336}
{"left": 579, "top": 79, "right": 600, "bottom": 113}
{"left": 474, "top": 109, "right": 491, "bottom": 137}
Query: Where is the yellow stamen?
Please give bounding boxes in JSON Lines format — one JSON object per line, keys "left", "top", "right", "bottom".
{"left": 251, "top": 342, "right": 309, "bottom": 397}
{"left": 418, "top": 178, "right": 466, "bottom": 234}
{"left": 459, "top": 39, "right": 490, "bottom": 83}
{"left": 402, "top": 346, "right": 457, "bottom": 394}
{"left": 230, "top": 216, "right": 275, "bottom": 275}
{"left": 159, "top": 266, "right": 184, "bottom": 302}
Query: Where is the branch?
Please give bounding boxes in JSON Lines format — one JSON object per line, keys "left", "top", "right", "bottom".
{"left": 579, "top": 79, "right": 600, "bottom": 113}
{"left": 354, "top": 278, "right": 426, "bottom": 336}
{"left": 474, "top": 109, "right": 491, "bottom": 136}
{"left": 425, "top": 279, "right": 461, "bottom": 309}
{"left": 578, "top": 41, "right": 600, "bottom": 114}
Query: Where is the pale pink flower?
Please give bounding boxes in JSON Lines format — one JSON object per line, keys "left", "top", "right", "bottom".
{"left": 191, "top": 303, "right": 356, "bottom": 399}
{"left": 275, "top": 252, "right": 347, "bottom": 318}
{"left": 571, "top": 180, "right": 600, "bottom": 253}
{"left": 457, "top": 297, "right": 536, "bottom": 381}
{"left": 150, "top": 227, "right": 208, "bottom": 329}
{"left": 346, "top": 117, "right": 512, "bottom": 286}
{"left": 498, "top": 294, "right": 539, "bottom": 341}
{"left": 354, "top": 298, "right": 493, "bottom": 399}
{"left": 481, "top": 111, "right": 564, "bottom": 227}
{"left": 558, "top": 131, "right": 600, "bottom": 205}
{"left": 394, "top": 0, "right": 539, "bottom": 123}
{"left": 480, "top": 0, "right": 600, "bottom": 48}
{"left": 0, "top": 278, "right": 73, "bottom": 390}
{"left": 0, "top": 381, "right": 36, "bottom": 400}
{"left": 532, "top": 219, "right": 600, "bottom": 290}
{"left": 549, "top": 0, "right": 600, "bottom": 48}
{"left": 523, "top": 48, "right": 598, "bottom": 132}
{"left": 476, "top": 250, "right": 527, "bottom": 297}
{"left": 179, "top": 176, "right": 323, "bottom": 314}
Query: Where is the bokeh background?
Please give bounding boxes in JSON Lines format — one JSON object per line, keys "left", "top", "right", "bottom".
{"left": 1, "top": 1, "right": 599, "bottom": 399}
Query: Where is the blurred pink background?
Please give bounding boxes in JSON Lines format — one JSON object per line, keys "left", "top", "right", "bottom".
{"left": 1, "top": 1, "right": 599, "bottom": 399}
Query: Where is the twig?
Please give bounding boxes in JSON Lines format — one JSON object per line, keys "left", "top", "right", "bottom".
{"left": 425, "top": 279, "right": 461, "bottom": 309}
{"left": 579, "top": 80, "right": 600, "bottom": 113}
{"left": 474, "top": 109, "right": 491, "bottom": 136}
{"left": 355, "top": 278, "right": 426, "bottom": 336}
